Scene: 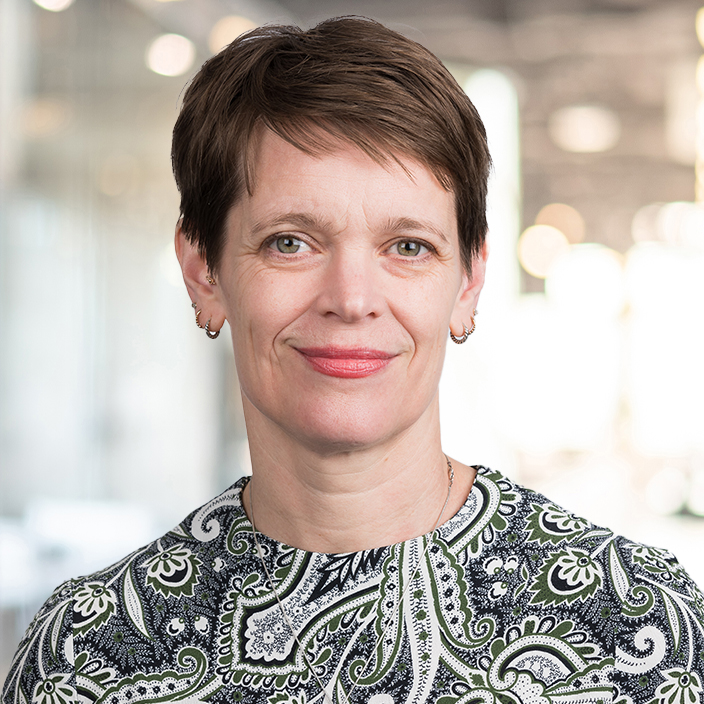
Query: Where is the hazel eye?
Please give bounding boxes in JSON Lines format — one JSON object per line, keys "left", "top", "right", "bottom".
{"left": 395, "top": 240, "right": 427, "bottom": 257}
{"left": 271, "top": 236, "right": 307, "bottom": 254}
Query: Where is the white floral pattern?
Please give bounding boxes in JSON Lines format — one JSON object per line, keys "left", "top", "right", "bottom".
{"left": 655, "top": 669, "right": 703, "bottom": 704}
{"left": 31, "top": 674, "right": 76, "bottom": 704}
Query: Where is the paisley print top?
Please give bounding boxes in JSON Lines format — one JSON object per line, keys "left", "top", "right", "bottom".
{"left": 3, "top": 466, "right": 704, "bottom": 704}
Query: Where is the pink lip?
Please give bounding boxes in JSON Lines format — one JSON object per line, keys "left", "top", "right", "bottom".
{"left": 295, "top": 347, "right": 396, "bottom": 378}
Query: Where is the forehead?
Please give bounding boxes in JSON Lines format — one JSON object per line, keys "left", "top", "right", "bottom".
{"left": 241, "top": 129, "right": 457, "bottom": 229}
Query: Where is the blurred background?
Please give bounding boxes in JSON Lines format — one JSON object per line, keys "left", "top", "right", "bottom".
{"left": 2, "top": 0, "right": 704, "bottom": 678}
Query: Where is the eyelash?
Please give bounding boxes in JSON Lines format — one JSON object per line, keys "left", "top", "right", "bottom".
{"left": 391, "top": 239, "right": 434, "bottom": 258}
{"left": 263, "top": 235, "right": 437, "bottom": 259}
{"left": 265, "top": 235, "right": 313, "bottom": 256}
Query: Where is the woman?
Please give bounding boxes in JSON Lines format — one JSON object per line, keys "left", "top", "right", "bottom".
{"left": 4, "top": 16, "right": 703, "bottom": 704}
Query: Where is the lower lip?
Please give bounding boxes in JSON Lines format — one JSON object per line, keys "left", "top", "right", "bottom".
{"left": 297, "top": 351, "right": 393, "bottom": 378}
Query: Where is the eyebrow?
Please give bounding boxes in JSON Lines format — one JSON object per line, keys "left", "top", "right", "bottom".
{"left": 250, "top": 212, "right": 336, "bottom": 237}
{"left": 382, "top": 216, "right": 450, "bottom": 244}
{"left": 250, "top": 212, "right": 450, "bottom": 243}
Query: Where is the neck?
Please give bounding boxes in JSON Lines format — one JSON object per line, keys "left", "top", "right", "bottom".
{"left": 240, "top": 395, "right": 476, "bottom": 553}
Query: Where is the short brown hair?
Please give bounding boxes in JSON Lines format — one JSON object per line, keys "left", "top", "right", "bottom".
{"left": 172, "top": 16, "right": 491, "bottom": 275}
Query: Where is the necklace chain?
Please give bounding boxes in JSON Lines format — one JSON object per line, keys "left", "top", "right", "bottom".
{"left": 248, "top": 455, "right": 455, "bottom": 704}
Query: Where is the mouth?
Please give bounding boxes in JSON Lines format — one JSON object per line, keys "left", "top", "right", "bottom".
{"left": 295, "top": 347, "right": 396, "bottom": 379}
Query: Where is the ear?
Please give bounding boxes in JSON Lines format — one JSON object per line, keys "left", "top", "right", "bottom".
{"left": 175, "top": 221, "right": 227, "bottom": 333}
{"left": 449, "top": 240, "right": 488, "bottom": 339}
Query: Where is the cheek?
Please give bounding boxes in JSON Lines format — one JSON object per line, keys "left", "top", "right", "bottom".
{"left": 225, "top": 268, "right": 315, "bottom": 350}
{"left": 390, "top": 276, "right": 457, "bottom": 345}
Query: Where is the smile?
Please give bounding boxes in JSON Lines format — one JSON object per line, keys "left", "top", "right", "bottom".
{"left": 295, "top": 347, "right": 396, "bottom": 378}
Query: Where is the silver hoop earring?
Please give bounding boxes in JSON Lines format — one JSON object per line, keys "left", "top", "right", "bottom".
{"left": 450, "top": 309, "right": 477, "bottom": 344}
{"left": 204, "top": 318, "right": 220, "bottom": 339}
{"left": 450, "top": 325, "right": 470, "bottom": 344}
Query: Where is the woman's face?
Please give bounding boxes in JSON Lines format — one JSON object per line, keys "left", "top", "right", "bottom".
{"left": 210, "top": 130, "right": 484, "bottom": 453}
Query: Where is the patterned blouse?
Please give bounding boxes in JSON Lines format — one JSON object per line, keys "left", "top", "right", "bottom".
{"left": 3, "top": 466, "right": 704, "bottom": 704}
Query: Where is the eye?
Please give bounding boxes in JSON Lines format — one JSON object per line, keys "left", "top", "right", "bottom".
{"left": 395, "top": 240, "right": 428, "bottom": 257}
{"left": 269, "top": 236, "right": 310, "bottom": 254}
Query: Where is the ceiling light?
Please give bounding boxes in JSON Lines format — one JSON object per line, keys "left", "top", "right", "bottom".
{"left": 535, "top": 203, "right": 585, "bottom": 244}
{"left": 21, "top": 98, "right": 71, "bottom": 138}
{"left": 33, "top": 0, "right": 74, "bottom": 10}
{"left": 517, "top": 225, "right": 570, "bottom": 279}
{"left": 548, "top": 105, "right": 620, "bottom": 153}
{"left": 209, "top": 16, "right": 257, "bottom": 54}
{"left": 146, "top": 34, "right": 195, "bottom": 77}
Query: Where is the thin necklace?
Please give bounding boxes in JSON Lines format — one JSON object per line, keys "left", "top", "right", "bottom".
{"left": 248, "top": 455, "right": 455, "bottom": 704}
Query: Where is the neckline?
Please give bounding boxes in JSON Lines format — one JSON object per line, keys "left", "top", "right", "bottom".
{"left": 234, "top": 469, "right": 482, "bottom": 558}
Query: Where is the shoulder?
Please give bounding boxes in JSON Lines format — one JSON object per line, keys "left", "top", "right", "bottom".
{"left": 470, "top": 467, "right": 704, "bottom": 702}
{"left": 1, "top": 478, "right": 251, "bottom": 704}
{"left": 609, "top": 535, "right": 704, "bottom": 702}
{"left": 1, "top": 579, "right": 76, "bottom": 704}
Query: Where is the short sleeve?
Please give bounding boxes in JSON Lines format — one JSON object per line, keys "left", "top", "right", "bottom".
{"left": 611, "top": 537, "right": 704, "bottom": 703}
{"left": 1, "top": 580, "right": 76, "bottom": 704}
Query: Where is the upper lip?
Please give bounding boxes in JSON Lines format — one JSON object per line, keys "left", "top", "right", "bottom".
{"left": 295, "top": 347, "right": 396, "bottom": 359}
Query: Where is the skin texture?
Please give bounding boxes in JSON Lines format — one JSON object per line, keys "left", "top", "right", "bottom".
{"left": 177, "top": 130, "right": 487, "bottom": 553}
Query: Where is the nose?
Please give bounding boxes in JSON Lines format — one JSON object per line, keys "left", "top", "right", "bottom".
{"left": 315, "top": 247, "right": 385, "bottom": 323}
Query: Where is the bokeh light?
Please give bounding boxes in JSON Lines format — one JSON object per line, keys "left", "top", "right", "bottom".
{"left": 32, "top": 0, "right": 74, "bottom": 11}
{"left": 209, "top": 16, "right": 257, "bottom": 54}
{"left": 21, "top": 98, "right": 71, "bottom": 138}
{"left": 697, "top": 7, "right": 704, "bottom": 49}
{"left": 659, "top": 201, "right": 704, "bottom": 248}
{"left": 697, "top": 55, "right": 704, "bottom": 95}
{"left": 631, "top": 202, "right": 663, "bottom": 242}
{"left": 535, "top": 202, "right": 585, "bottom": 243}
{"left": 631, "top": 201, "right": 704, "bottom": 248}
{"left": 517, "top": 224, "right": 569, "bottom": 278}
{"left": 548, "top": 105, "right": 621, "bottom": 153}
{"left": 146, "top": 34, "right": 195, "bottom": 77}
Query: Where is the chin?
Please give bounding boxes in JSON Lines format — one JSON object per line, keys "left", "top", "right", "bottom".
{"left": 283, "top": 394, "right": 423, "bottom": 454}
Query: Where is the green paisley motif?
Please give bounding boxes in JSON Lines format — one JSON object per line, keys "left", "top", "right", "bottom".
{"left": 608, "top": 542, "right": 655, "bottom": 618}
{"left": 472, "top": 617, "right": 606, "bottom": 703}
{"left": 95, "top": 647, "right": 220, "bottom": 703}
{"left": 438, "top": 630, "right": 608, "bottom": 704}
{"left": 141, "top": 542, "right": 202, "bottom": 599}
{"left": 529, "top": 547, "right": 603, "bottom": 607}
{"left": 31, "top": 674, "right": 75, "bottom": 704}
{"left": 428, "top": 540, "right": 494, "bottom": 649}
{"left": 626, "top": 543, "right": 686, "bottom": 584}
{"left": 268, "top": 692, "right": 309, "bottom": 704}
{"left": 350, "top": 543, "right": 408, "bottom": 685}
{"left": 75, "top": 651, "right": 118, "bottom": 701}
{"left": 73, "top": 581, "right": 117, "bottom": 635}
{"left": 524, "top": 502, "right": 591, "bottom": 546}
{"left": 450, "top": 468, "right": 520, "bottom": 559}
{"left": 227, "top": 513, "right": 256, "bottom": 556}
